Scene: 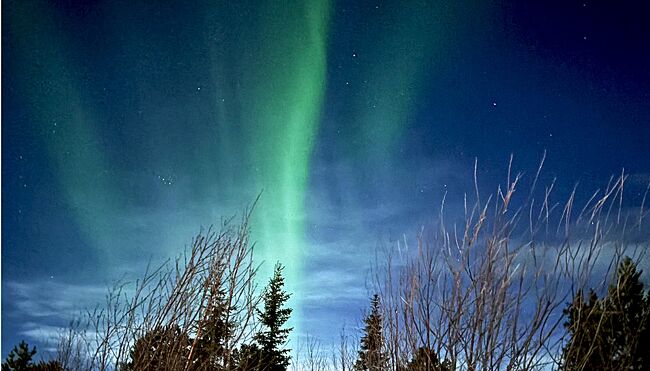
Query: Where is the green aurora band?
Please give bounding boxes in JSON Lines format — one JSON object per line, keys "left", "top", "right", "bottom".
{"left": 8, "top": 0, "right": 333, "bottom": 334}
{"left": 212, "top": 1, "right": 332, "bottom": 330}
{"left": 6, "top": 0, "right": 470, "bottom": 337}
{"left": 6, "top": 2, "right": 124, "bottom": 269}
{"left": 339, "top": 2, "right": 466, "bottom": 171}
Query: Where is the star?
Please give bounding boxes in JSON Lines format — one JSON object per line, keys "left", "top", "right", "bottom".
{"left": 158, "top": 174, "right": 174, "bottom": 186}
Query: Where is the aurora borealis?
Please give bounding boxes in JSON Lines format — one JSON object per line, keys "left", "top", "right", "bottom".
{"left": 3, "top": 0, "right": 650, "bottom": 358}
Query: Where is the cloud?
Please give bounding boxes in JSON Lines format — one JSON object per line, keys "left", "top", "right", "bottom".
{"left": 4, "top": 279, "right": 115, "bottom": 355}
{"left": 300, "top": 268, "right": 368, "bottom": 305}
{"left": 6, "top": 281, "right": 107, "bottom": 319}
{"left": 18, "top": 322, "right": 68, "bottom": 349}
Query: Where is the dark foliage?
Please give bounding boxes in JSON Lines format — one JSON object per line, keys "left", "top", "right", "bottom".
{"left": 231, "top": 343, "right": 264, "bottom": 370}
{"left": 121, "top": 325, "right": 191, "bottom": 371}
{"left": 193, "top": 284, "right": 235, "bottom": 370}
{"left": 355, "top": 294, "right": 388, "bottom": 371}
{"left": 561, "top": 257, "right": 650, "bottom": 370}
{"left": 252, "top": 263, "right": 293, "bottom": 371}
{"left": 405, "top": 347, "right": 453, "bottom": 371}
{"left": 2, "top": 341, "right": 63, "bottom": 371}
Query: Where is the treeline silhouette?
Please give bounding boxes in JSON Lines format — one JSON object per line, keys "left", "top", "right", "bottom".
{"left": 4, "top": 161, "right": 650, "bottom": 370}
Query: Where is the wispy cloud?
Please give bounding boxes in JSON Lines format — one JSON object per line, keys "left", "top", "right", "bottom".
{"left": 18, "top": 322, "right": 68, "bottom": 351}
{"left": 7, "top": 281, "right": 107, "bottom": 319}
{"left": 4, "top": 280, "right": 109, "bottom": 354}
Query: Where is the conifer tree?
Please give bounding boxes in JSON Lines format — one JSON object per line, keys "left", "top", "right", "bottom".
{"left": 253, "top": 263, "right": 293, "bottom": 371}
{"left": 405, "top": 347, "right": 452, "bottom": 371}
{"left": 231, "top": 343, "right": 263, "bottom": 370}
{"left": 355, "top": 294, "right": 388, "bottom": 371}
{"left": 123, "top": 325, "right": 191, "bottom": 371}
{"left": 561, "top": 256, "right": 650, "bottom": 370}
{"left": 561, "top": 289, "right": 608, "bottom": 370}
{"left": 2, "top": 341, "right": 36, "bottom": 371}
{"left": 2, "top": 341, "right": 63, "bottom": 371}
{"left": 193, "top": 281, "right": 234, "bottom": 370}
{"left": 605, "top": 257, "right": 649, "bottom": 370}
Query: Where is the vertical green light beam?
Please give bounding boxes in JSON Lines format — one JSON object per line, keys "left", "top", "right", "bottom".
{"left": 252, "top": 1, "right": 330, "bottom": 333}
{"left": 209, "top": 0, "right": 331, "bottom": 334}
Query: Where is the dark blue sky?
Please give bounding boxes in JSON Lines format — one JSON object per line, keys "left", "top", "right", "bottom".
{"left": 3, "top": 0, "right": 650, "bottom": 358}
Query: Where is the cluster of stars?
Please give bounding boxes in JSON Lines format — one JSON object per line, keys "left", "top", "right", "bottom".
{"left": 157, "top": 174, "right": 174, "bottom": 186}
{"left": 17, "top": 155, "right": 28, "bottom": 189}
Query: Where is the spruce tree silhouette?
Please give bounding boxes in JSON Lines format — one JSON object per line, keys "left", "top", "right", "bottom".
{"left": 355, "top": 294, "right": 388, "bottom": 371}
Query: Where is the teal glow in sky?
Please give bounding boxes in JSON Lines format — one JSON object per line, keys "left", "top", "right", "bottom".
{"left": 6, "top": 0, "right": 333, "bottom": 336}
{"left": 7, "top": 2, "right": 124, "bottom": 270}
{"left": 4, "top": 0, "right": 650, "bottom": 358}
{"left": 228, "top": 0, "right": 331, "bottom": 326}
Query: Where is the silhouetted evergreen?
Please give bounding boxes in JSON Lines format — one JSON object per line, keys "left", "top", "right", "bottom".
{"left": 231, "top": 343, "right": 263, "bottom": 370}
{"left": 252, "top": 263, "right": 293, "bottom": 371}
{"left": 354, "top": 294, "right": 388, "bottom": 371}
{"left": 2, "top": 341, "right": 36, "bottom": 371}
{"left": 405, "top": 347, "right": 453, "bottom": 371}
{"left": 2, "top": 341, "right": 63, "bottom": 371}
{"left": 561, "top": 289, "right": 607, "bottom": 370}
{"left": 193, "top": 282, "right": 235, "bottom": 370}
{"left": 561, "top": 256, "right": 650, "bottom": 370}
{"left": 606, "top": 257, "right": 650, "bottom": 370}
{"left": 119, "top": 263, "right": 295, "bottom": 371}
{"left": 122, "top": 325, "right": 191, "bottom": 371}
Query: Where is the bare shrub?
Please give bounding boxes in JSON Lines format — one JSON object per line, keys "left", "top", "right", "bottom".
{"left": 294, "top": 335, "right": 329, "bottom": 371}
{"left": 56, "top": 207, "right": 261, "bottom": 371}
{"left": 290, "top": 328, "right": 359, "bottom": 371}
{"left": 374, "top": 156, "right": 648, "bottom": 370}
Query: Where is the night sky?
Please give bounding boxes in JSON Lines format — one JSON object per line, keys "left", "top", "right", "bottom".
{"left": 3, "top": 0, "right": 650, "bottom": 358}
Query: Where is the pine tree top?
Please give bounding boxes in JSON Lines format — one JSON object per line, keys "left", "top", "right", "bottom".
{"left": 252, "top": 262, "right": 294, "bottom": 370}
{"left": 561, "top": 255, "right": 650, "bottom": 371}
